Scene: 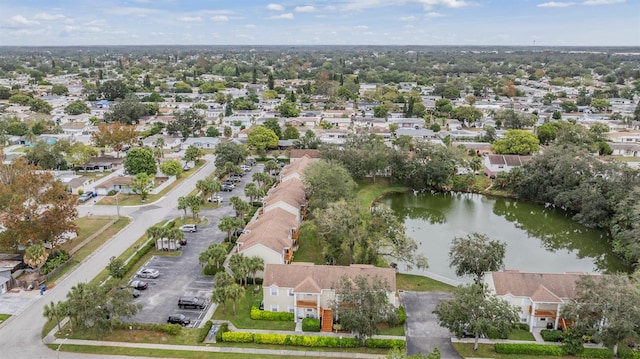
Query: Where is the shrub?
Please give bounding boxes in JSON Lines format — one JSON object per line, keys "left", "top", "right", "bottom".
{"left": 221, "top": 331, "right": 254, "bottom": 343}
{"left": 215, "top": 322, "right": 228, "bottom": 342}
{"left": 254, "top": 333, "right": 288, "bottom": 345}
{"left": 619, "top": 348, "right": 640, "bottom": 359}
{"left": 398, "top": 306, "right": 406, "bottom": 325}
{"left": 41, "top": 250, "right": 70, "bottom": 274}
{"left": 541, "top": 329, "right": 564, "bottom": 342}
{"left": 514, "top": 323, "right": 530, "bottom": 331}
{"left": 302, "top": 318, "right": 320, "bottom": 332}
{"left": 203, "top": 264, "right": 224, "bottom": 276}
{"left": 576, "top": 348, "right": 614, "bottom": 358}
{"left": 495, "top": 343, "right": 564, "bottom": 356}
{"left": 250, "top": 306, "right": 294, "bottom": 321}
{"left": 365, "top": 338, "right": 406, "bottom": 349}
{"left": 107, "top": 189, "right": 118, "bottom": 196}
{"left": 198, "top": 320, "right": 213, "bottom": 342}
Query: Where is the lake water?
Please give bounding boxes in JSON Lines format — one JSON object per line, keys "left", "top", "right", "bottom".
{"left": 378, "top": 192, "right": 629, "bottom": 285}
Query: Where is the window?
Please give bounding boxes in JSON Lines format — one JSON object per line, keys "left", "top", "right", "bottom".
{"left": 270, "top": 305, "right": 279, "bottom": 312}
{"left": 270, "top": 287, "right": 278, "bottom": 296}
{"left": 288, "top": 289, "right": 294, "bottom": 296}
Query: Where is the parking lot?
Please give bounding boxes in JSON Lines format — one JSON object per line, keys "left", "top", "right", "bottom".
{"left": 126, "top": 163, "right": 262, "bottom": 328}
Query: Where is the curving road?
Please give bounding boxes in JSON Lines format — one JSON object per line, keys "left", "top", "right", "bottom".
{"left": 0, "top": 156, "right": 217, "bottom": 358}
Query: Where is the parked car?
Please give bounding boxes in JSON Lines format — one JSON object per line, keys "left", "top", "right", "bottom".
{"left": 222, "top": 181, "right": 235, "bottom": 188}
{"left": 129, "top": 280, "right": 148, "bottom": 290}
{"left": 246, "top": 159, "right": 257, "bottom": 166}
{"left": 167, "top": 314, "right": 191, "bottom": 326}
{"left": 234, "top": 228, "right": 246, "bottom": 237}
{"left": 120, "top": 287, "right": 140, "bottom": 298}
{"left": 240, "top": 165, "right": 252, "bottom": 172}
{"left": 78, "top": 191, "right": 97, "bottom": 203}
{"left": 229, "top": 175, "right": 242, "bottom": 182}
{"left": 207, "top": 195, "right": 224, "bottom": 203}
{"left": 222, "top": 184, "right": 234, "bottom": 192}
{"left": 136, "top": 268, "right": 160, "bottom": 279}
{"left": 179, "top": 224, "right": 197, "bottom": 232}
{"left": 178, "top": 296, "right": 207, "bottom": 309}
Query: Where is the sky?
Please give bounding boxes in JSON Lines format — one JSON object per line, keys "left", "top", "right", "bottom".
{"left": 0, "top": 0, "right": 638, "bottom": 47}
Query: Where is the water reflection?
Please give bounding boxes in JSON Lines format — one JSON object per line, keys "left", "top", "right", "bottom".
{"left": 378, "top": 192, "right": 629, "bottom": 282}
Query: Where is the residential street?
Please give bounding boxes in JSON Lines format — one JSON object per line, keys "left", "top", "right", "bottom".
{"left": 0, "top": 155, "right": 218, "bottom": 358}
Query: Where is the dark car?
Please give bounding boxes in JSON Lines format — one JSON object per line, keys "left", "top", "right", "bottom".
{"left": 178, "top": 296, "right": 207, "bottom": 309}
{"left": 129, "top": 280, "right": 148, "bottom": 290}
{"left": 167, "top": 314, "right": 191, "bottom": 326}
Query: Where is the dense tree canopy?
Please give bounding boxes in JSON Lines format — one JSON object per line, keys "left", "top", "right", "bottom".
{"left": 124, "top": 148, "right": 157, "bottom": 176}
{"left": 491, "top": 129, "right": 540, "bottom": 155}
{"left": 449, "top": 233, "right": 506, "bottom": 284}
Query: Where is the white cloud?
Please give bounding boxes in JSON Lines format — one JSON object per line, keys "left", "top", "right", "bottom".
{"left": 425, "top": 12, "right": 444, "bottom": 18}
{"left": 399, "top": 15, "right": 417, "bottom": 21}
{"left": 33, "top": 13, "right": 66, "bottom": 21}
{"left": 583, "top": 0, "right": 624, "bottom": 5}
{"left": 8, "top": 15, "right": 40, "bottom": 26}
{"left": 266, "top": 3, "right": 285, "bottom": 11}
{"left": 537, "top": 1, "right": 576, "bottom": 7}
{"left": 342, "top": 0, "right": 474, "bottom": 11}
{"left": 245, "top": 24, "right": 257, "bottom": 28}
{"left": 211, "top": 15, "right": 229, "bottom": 22}
{"left": 178, "top": 16, "right": 203, "bottom": 22}
{"left": 415, "top": 0, "right": 475, "bottom": 9}
{"left": 269, "top": 13, "right": 294, "bottom": 19}
{"left": 354, "top": 25, "right": 368, "bottom": 29}
{"left": 295, "top": 5, "right": 316, "bottom": 12}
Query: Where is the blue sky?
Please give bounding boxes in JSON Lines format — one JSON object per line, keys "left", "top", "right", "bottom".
{"left": 0, "top": 0, "right": 638, "bottom": 46}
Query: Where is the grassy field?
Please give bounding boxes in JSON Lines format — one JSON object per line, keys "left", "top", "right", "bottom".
{"left": 396, "top": 273, "right": 455, "bottom": 292}
{"left": 0, "top": 314, "right": 11, "bottom": 322}
{"left": 452, "top": 343, "right": 609, "bottom": 359}
{"left": 211, "top": 287, "right": 296, "bottom": 331}
{"left": 355, "top": 178, "right": 410, "bottom": 208}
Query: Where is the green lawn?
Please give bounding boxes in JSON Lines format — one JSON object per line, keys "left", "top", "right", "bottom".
{"left": 0, "top": 314, "right": 11, "bottom": 322}
{"left": 377, "top": 325, "right": 405, "bottom": 336}
{"left": 65, "top": 327, "right": 201, "bottom": 345}
{"left": 355, "top": 178, "right": 410, "bottom": 208}
{"left": 211, "top": 287, "right": 295, "bottom": 331}
{"left": 452, "top": 343, "right": 608, "bottom": 359}
{"left": 396, "top": 273, "right": 455, "bottom": 292}
{"left": 507, "top": 329, "right": 536, "bottom": 341}
{"left": 292, "top": 234, "right": 324, "bottom": 265}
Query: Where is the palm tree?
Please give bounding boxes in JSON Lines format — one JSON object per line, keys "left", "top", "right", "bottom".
{"left": 199, "top": 243, "right": 229, "bottom": 270}
{"left": 252, "top": 172, "right": 271, "bottom": 188}
{"left": 227, "top": 283, "right": 245, "bottom": 316}
{"left": 247, "top": 256, "right": 264, "bottom": 285}
{"left": 244, "top": 182, "right": 262, "bottom": 203}
{"left": 165, "top": 227, "right": 185, "bottom": 248}
{"left": 23, "top": 244, "right": 49, "bottom": 273}
{"left": 146, "top": 226, "right": 165, "bottom": 241}
{"left": 177, "top": 196, "right": 189, "bottom": 218}
{"left": 229, "top": 253, "right": 250, "bottom": 286}
{"left": 263, "top": 159, "right": 280, "bottom": 175}
{"left": 218, "top": 216, "right": 244, "bottom": 240}
{"left": 43, "top": 301, "right": 64, "bottom": 333}
{"left": 212, "top": 272, "right": 234, "bottom": 314}
{"left": 197, "top": 177, "right": 221, "bottom": 201}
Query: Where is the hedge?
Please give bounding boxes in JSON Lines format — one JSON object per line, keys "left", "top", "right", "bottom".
{"left": 514, "top": 323, "right": 530, "bottom": 331}
{"left": 112, "top": 321, "right": 182, "bottom": 336}
{"left": 576, "top": 348, "right": 614, "bottom": 358}
{"left": 223, "top": 331, "right": 395, "bottom": 348}
{"left": 398, "top": 306, "right": 406, "bottom": 325}
{"left": 619, "top": 348, "right": 640, "bottom": 359}
{"left": 215, "top": 322, "right": 229, "bottom": 342}
{"left": 495, "top": 343, "right": 565, "bottom": 356}
{"left": 198, "top": 320, "right": 213, "bottom": 342}
{"left": 221, "top": 331, "right": 254, "bottom": 343}
{"left": 541, "top": 329, "right": 564, "bottom": 342}
{"left": 250, "top": 306, "right": 295, "bottom": 321}
{"left": 302, "top": 318, "right": 320, "bottom": 332}
{"left": 365, "top": 338, "right": 406, "bottom": 349}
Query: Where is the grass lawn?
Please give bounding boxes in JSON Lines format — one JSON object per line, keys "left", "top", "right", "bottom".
{"left": 0, "top": 314, "right": 11, "bottom": 322}
{"left": 66, "top": 327, "right": 201, "bottom": 345}
{"left": 377, "top": 325, "right": 405, "bottom": 336}
{"left": 396, "top": 273, "right": 455, "bottom": 292}
{"left": 292, "top": 235, "right": 324, "bottom": 265}
{"left": 452, "top": 343, "right": 607, "bottom": 359}
{"left": 99, "top": 161, "right": 205, "bottom": 206}
{"left": 604, "top": 155, "right": 640, "bottom": 163}
{"left": 211, "top": 287, "right": 295, "bottom": 331}
{"left": 356, "top": 178, "right": 410, "bottom": 209}
{"left": 507, "top": 329, "right": 536, "bottom": 341}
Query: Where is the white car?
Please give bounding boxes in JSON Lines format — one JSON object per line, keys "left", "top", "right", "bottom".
{"left": 208, "top": 195, "right": 224, "bottom": 203}
{"left": 179, "top": 224, "right": 197, "bottom": 232}
{"left": 240, "top": 165, "right": 252, "bottom": 172}
{"left": 137, "top": 268, "right": 160, "bottom": 279}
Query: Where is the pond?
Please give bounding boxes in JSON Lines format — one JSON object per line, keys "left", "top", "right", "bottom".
{"left": 378, "top": 192, "right": 629, "bottom": 285}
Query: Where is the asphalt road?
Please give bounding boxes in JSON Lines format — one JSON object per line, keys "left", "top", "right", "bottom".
{"left": 401, "top": 291, "right": 463, "bottom": 359}
{"left": 0, "top": 155, "right": 219, "bottom": 358}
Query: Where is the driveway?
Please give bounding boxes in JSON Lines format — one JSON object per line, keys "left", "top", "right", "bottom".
{"left": 401, "top": 291, "right": 463, "bottom": 359}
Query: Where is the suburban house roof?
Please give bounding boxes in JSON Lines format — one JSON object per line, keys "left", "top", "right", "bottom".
{"left": 279, "top": 155, "right": 313, "bottom": 179}
{"left": 263, "top": 263, "right": 397, "bottom": 294}
{"left": 236, "top": 218, "right": 292, "bottom": 254}
{"left": 488, "top": 271, "right": 600, "bottom": 302}
{"left": 95, "top": 176, "right": 133, "bottom": 189}
{"left": 486, "top": 154, "right": 532, "bottom": 166}
{"left": 244, "top": 207, "right": 298, "bottom": 233}
{"left": 268, "top": 177, "right": 305, "bottom": 198}
{"left": 290, "top": 149, "right": 321, "bottom": 160}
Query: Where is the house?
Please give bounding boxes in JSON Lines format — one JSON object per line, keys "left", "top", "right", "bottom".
{"left": 290, "top": 149, "right": 321, "bottom": 162}
{"left": 77, "top": 156, "right": 125, "bottom": 172}
{"left": 610, "top": 143, "right": 640, "bottom": 157}
{"left": 262, "top": 263, "right": 397, "bottom": 329}
{"left": 484, "top": 271, "right": 601, "bottom": 332}
{"left": 279, "top": 155, "right": 314, "bottom": 182}
{"left": 94, "top": 176, "right": 139, "bottom": 195}
{"left": 141, "top": 135, "right": 181, "bottom": 150}
{"left": 263, "top": 179, "right": 307, "bottom": 221}
{"left": 483, "top": 154, "right": 532, "bottom": 178}
{"left": 181, "top": 137, "right": 220, "bottom": 149}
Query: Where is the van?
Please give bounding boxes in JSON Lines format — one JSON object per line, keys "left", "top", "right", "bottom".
{"left": 179, "top": 224, "right": 197, "bottom": 232}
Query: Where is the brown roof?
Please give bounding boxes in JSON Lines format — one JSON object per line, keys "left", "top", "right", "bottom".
{"left": 95, "top": 176, "right": 133, "bottom": 189}
{"left": 237, "top": 221, "right": 292, "bottom": 254}
{"left": 87, "top": 156, "right": 125, "bottom": 166}
{"left": 267, "top": 177, "right": 305, "bottom": 199}
{"left": 290, "top": 149, "right": 321, "bottom": 160}
{"left": 280, "top": 155, "right": 313, "bottom": 178}
{"left": 487, "top": 154, "right": 532, "bottom": 166}
{"left": 264, "top": 191, "right": 305, "bottom": 210}
{"left": 264, "top": 263, "right": 396, "bottom": 293}
{"left": 490, "top": 271, "right": 600, "bottom": 301}
{"left": 244, "top": 207, "right": 298, "bottom": 232}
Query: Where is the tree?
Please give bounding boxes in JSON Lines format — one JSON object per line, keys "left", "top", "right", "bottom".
{"left": 263, "top": 159, "right": 280, "bottom": 175}
{"left": 159, "top": 159, "right": 183, "bottom": 178}
{"left": 634, "top": 102, "right": 640, "bottom": 122}
{"left": 491, "top": 129, "right": 540, "bottom": 155}
{"left": 263, "top": 118, "right": 283, "bottom": 139}
{"left": 454, "top": 106, "right": 483, "bottom": 127}
{"left": 229, "top": 253, "right": 251, "bottom": 286}
{"left": 303, "top": 160, "right": 357, "bottom": 211}
{"left": 205, "top": 127, "right": 220, "bottom": 137}
{"left": 103, "top": 94, "right": 146, "bottom": 125}
{"left": 219, "top": 216, "right": 244, "bottom": 240}
{"left": 212, "top": 272, "right": 233, "bottom": 314}
{"left": 373, "top": 104, "right": 389, "bottom": 118}
{"left": 590, "top": 98, "right": 611, "bottom": 113}
{"left": 99, "top": 80, "right": 128, "bottom": 100}
{"left": 315, "top": 199, "right": 364, "bottom": 265}
{"left": 247, "top": 256, "right": 264, "bottom": 285}
{"left": 493, "top": 109, "right": 536, "bottom": 129}
{"left": 25, "top": 140, "right": 68, "bottom": 170}
{"left": 0, "top": 158, "right": 78, "bottom": 252}
{"left": 130, "top": 172, "right": 153, "bottom": 201}
{"left": 199, "top": 243, "right": 229, "bottom": 271}
{"left": 51, "top": 84, "right": 69, "bottom": 96}
{"left": 28, "top": 98, "right": 52, "bottom": 114}
{"left": 184, "top": 145, "right": 204, "bottom": 167}
{"left": 244, "top": 182, "right": 262, "bottom": 203}
{"left": 214, "top": 141, "right": 247, "bottom": 167}
{"left": 177, "top": 196, "right": 189, "bottom": 218}
{"left": 166, "top": 109, "right": 205, "bottom": 140}
{"left": 536, "top": 122, "right": 559, "bottom": 145}
{"left": 560, "top": 101, "right": 578, "bottom": 113}
{"left": 276, "top": 100, "right": 300, "bottom": 118}
{"left": 185, "top": 194, "right": 205, "bottom": 219}
{"left": 247, "top": 126, "right": 278, "bottom": 153}
{"left": 330, "top": 275, "right": 398, "bottom": 345}
{"left": 229, "top": 196, "right": 251, "bottom": 220}
{"left": 227, "top": 283, "right": 245, "bottom": 316}
{"left": 91, "top": 122, "right": 138, "bottom": 158}
{"left": 449, "top": 233, "right": 506, "bottom": 284}
{"left": 196, "top": 176, "right": 221, "bottom": 200}
{"left": 435, "top": 98, "right": 453, "bottom": 114}
{"left": 124, "top": 148, "right": 156, "bottom": 176}
{"left": 434, "top": 284, "right": 520, "bottom": 350}
{"left": 43, "top": 301, "right": 64, "bottom": 334}
{"left": 64, "top": 100, "right": 91, "bottom": 115}
{"left": 106, "top": 256, "right": 126, "bottom": 279}
{"left": 561, "top": 274, "right": 640, "bottom": 357}
{"left": 66, "top": 143, "right": 98, "bottom": 169}
{"left": 23, "top": 244, "right": 48, "bottom": 272}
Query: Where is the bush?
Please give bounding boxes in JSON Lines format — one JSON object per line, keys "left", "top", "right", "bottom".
{"left": 107, "top": 189, "right": 118, "bottom": 196}
{"left": 576, "top": 348, "right": 614, "bottom": 358}
{"left": 541, "top": 329, "right": 564, "bottom": 342}
{"left": 302, "top": 318, "right": 320, "bottom": 332}
{"left": 113, "top": 322, "right": 182, "bottom": 335}
{"left": 198, "top": 320, "right": 213, "bottom": 342}
{"left": 221, "top": 331, "right": 254, "bottom": 343}
{"left": 250, "top": 306, "right": 294, "bottom": 321}
{"left": 514, "top": 323, "right": 530, "bottom": 331}
{"left": 203, "top": 264, "right": 224, "bottom": 276}
{"left": 619, "top": 348, "right": 640, "bottom": 359}
{"left": 254, "top": 333, "right": 288, "bottom": 345}
{"left": 495, "top": 343, "right": 564, "bottom": 356}
{"left": 41, "top": 250, "right": 70, "bottom": 275}
{"left": 365, "top": 338, "right": 406, "bottom": 349}
{"left": 215, "top": 322, "right": 228, "bottom": 342}
{"left": 398, "top": 306, "right": 406, "bottom": 325}
{"left": 121, "top": 238, "right": 155, "bottom": 274}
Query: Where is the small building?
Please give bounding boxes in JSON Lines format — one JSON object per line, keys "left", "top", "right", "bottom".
{"left": 483, "top": 154, "right": 531, "bottom": 178}
{"left": 181, "top": 137, "right": 220, "bottom": 149}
